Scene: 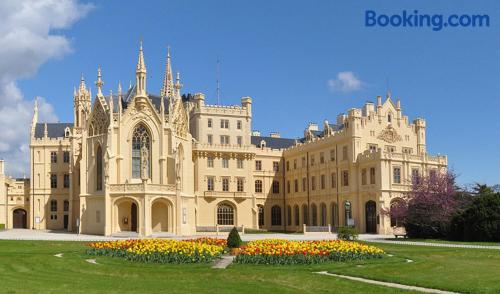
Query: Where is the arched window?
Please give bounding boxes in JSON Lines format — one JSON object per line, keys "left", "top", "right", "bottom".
{"left": 96, "top": 146, "right": 103, "bottom": 191}
{"left": 311, "top": 203, "right": 318, "bottom": 226}
{"left": 287, "top": 205, "right": 292, "bottom": 226}
{"left": 258, "top": 205, "right": 264, "bottom": 227}
{"left": 294, "top": 205, "right": 300, "bottom": 226}
{"left": 388, "top": 113, "right": 392, "bottom": 123}
{"left": 320, "top": 203, "right": 327, "bottom": 226}
{"left": 217, "top": 203, "right": 234, "bottom": 225}
{"left": 390, "top": 198, "right": 405, "bottom": 227}
{"left": 132, "top": 124, "right": 151, "bottom": 179}
{"left": 344, "top": 200, "right": 352, "bottom": 226}
{"left": 271, "top": 205, "right": 282, "bottom": 226}
{"left": 302, "top": 204, "right": 308, "bottom": 225}
{"left": 63, "top": 200, "right": 69, "bottom": 212}
{"left": 255, "top": 180, "right": 262, "bottom": 193}
{"left": 331, "top": 202, "right": 338, "bottom": 228}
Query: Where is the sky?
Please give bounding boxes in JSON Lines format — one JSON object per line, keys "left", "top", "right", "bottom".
{"left": 0, "top": 0, "right": 499, "bottom": 185}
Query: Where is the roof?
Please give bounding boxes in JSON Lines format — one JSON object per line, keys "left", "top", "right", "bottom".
{"left": 34, "top": 123, "right": 73, "bottom": 139}
{"left": 251, "top": 136, "right": 296, "bottom": 150}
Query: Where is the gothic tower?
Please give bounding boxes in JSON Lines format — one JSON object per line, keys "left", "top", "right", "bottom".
{"left": 74, "top": 74, "right": 91, "bottom": 129}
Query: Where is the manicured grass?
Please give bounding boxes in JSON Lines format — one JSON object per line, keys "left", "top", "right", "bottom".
{"left": 385, "top": 238, "right": 500, "bottom": 246}
{"left": 0, "top": 240, "right": 498, "bottom": 293}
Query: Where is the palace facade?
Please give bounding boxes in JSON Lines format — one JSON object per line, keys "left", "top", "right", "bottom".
{"left": 0, "top": 44, "right": 447, "bottom": 236}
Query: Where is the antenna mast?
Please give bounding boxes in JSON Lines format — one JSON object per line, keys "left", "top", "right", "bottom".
{"left": 216, "top": 57, "right": 221, "bottom": 105}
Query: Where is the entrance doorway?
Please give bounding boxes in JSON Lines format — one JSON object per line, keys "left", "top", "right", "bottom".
{"left": 131, "top": 203, "right": 137, "bottom": 232}
{"left": 13, "top": 209, "right": 27, "bottom": 229}
{"left": 63, "top": 215, "right": 69, "bottom": 230}
{"left": 365, "top": 201, "right": 377, "bottom": 234}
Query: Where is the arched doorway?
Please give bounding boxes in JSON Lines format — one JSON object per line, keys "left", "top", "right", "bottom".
{"left": 151, "top": 199, "right": 171, "bottom": 233}
{"left": 117, "top": 199, "right": 138, "bottom": 233}
{"left": 365, "top": 200, "right": 377, "bottom": 233}
{"left": 13, "top": 209, "right": 27, "bottom": 229}
{"left": 257, "top": 205, "right": 264, "bottom": 228}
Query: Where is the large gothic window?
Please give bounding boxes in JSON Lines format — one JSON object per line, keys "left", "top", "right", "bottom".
{"left": 96, "top": 146, "right": 103, "bottom": 191}
{"left": 132, "top": 124, "right": 151, "bottom": 179}
{"left": 217, "top": 203, "right": 234, "bottom": 226}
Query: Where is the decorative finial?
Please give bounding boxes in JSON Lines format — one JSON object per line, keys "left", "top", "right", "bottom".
{"left": 79, "top": 73, "right": 86, "bottom": 92}
{"left": 161, "top": 45, "right": 174, "bottom": 98}
{"left": 95, "top": 66, "right": 103, "bottom": 96}
{"left": 118, "top": 81, "right": 122, "bottom": 95}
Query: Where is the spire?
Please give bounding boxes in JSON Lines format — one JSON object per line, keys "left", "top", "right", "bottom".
{"left": 160, "top": 45, "right": 174, "bottom": 98}
{"left": 118, "top": 81, "right": 123, "bottom": 113}
{"left": 174, "top": 71, "right": 182, "bottom": 98}
{"left": 95, "top": 66, "right": 103, "bottom": 96}
{"left": 135, "top": 41, "right": 147, "bottom": 96}
{"left": 79, "top": 73, "right": 86, "bottom": 92}
{"left": 31, "top": 98, "right": 39, "bottom": 131}
{"left": 109, "top": 90, "right": 114, "bottom": 126}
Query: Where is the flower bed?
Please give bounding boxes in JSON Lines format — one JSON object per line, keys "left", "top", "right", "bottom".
{"left": 87, "top": 238, "right": 226, "bottom": 263}
{"left": 235, "top": 239, "right": 385, "bottom": 265}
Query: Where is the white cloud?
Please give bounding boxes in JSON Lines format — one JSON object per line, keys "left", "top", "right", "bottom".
{"left": 0, "top": 0, "right": 93, "bottom": 177}
{"left": 328, "top": 71, "right": 364, "bottom": 92}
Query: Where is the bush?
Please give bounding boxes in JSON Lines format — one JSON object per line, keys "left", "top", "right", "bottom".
{"left": 227, "top": 227, "right": 242, "bottom": 248}
{"left": 448, "top": 193, "right": 500, "bottom": 242}
{"left": 337, "top": 227, "right": 358, "bottom": 241}
{"left": 0, "top": 224, "right": 4, "bottom": 230}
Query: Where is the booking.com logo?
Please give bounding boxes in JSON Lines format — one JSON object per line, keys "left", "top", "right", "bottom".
{"left": 365, "top": 10, "right": 490, "bottom": 31}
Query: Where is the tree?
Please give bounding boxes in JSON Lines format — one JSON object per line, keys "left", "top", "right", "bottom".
{"left": 227, "top": 227, "right": 242, "bottom": 248}
{"left": 382, "top": 172, "right": 462, "bottom": 238}
{"left": 449, "top": 190, "right": 500, "bottom": 242}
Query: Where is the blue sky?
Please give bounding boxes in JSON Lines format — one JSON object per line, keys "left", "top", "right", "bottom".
{"left": 8, "top": 0, "right": 500, "bottom": 185}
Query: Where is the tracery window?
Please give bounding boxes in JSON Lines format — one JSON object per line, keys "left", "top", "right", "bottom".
{"left": 96, "top": 146, "right": 103, "bottom": 191}
{"left": 271, "top": 205, "right": 282, "bottom": 226}
{"left": 217, "top": 203, "right": 234, "bottom": 225}
{"left": 132, "top": 124, "right": 151, "bottom": 179}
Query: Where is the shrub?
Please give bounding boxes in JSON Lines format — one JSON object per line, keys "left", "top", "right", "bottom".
{"left": 448, "top": 193, "right": 500, "bottom": 242}
{"left": 227, "top": 227, "right": 242, "bottom": 248}
{"left": 0, "top": 224, "right": 4, "bottom": 230}
{"left": 337, "top": 226, "right": 358, "bottom": 241}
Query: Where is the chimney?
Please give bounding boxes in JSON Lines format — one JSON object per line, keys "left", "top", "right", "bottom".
{"left": 269, "top": 132, "right": 281, "bottom": 138}
{"left": 252, "top": 130, "right": 261, "bottom": 136}
{"left": 307, "top": 123, "right": 319, "bottom": 131}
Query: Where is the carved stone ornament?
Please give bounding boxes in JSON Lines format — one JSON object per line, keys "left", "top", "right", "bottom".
{"left": 377, "top": 125, "right": 402, "bottom": 143}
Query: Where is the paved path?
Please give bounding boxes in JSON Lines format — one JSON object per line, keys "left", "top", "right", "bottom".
{"left": 212, "top": 255, "right": 235, "bottom": 269}
{"left": 314, "top": 271, "right": 460, "bottom": 294}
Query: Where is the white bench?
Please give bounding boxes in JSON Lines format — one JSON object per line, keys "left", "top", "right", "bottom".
{"left": 393, "top": 226, "right": 407, "bottom": 239}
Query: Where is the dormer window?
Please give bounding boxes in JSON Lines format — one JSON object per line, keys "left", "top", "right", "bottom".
{"left": 64, "top": 127, "right": 71, "bottom": 138}
{"left": 388, "top": 114, "right": 392, "bottom": 123}
{"left": 259, "top": 140, "right": 266, "bottom": 149}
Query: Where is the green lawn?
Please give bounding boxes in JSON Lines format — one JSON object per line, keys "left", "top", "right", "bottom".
{"left": 385, "top": 238, "right": 500, "bottom": 246}
{"left": 0, "top": 240, "right": 498, "bottom": 293}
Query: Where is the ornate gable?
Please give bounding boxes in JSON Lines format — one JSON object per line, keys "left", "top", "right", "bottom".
{"left": 170, "top": 98, "right": 189, "bottom": 138}
{"left": 377, "top": 125, "right": 402, "bottom": 143}
{"left": 88, "top": 99, "right": 109, "bottom": 136}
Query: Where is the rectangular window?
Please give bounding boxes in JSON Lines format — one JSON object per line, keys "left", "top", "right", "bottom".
{"left": 63, "top": 174, "right": 70, "bottom": 188}
{"left": 302, "top": 177, "right": 306, "bottom": 192}
{"left": 369, "top": 144, "right": 378, "bottom": 152}
{"left": 293, "top": 159, "right": 297, "bottom": 169}
{"left": 311, "top": 176, "right": 316, "bottom": 190}
{"left": 429, "top": 169, "right": 437, "bottom": 179}
{"left": 330, "top": 149, "right": 335, "bottom": 161}
{"left": 370, "top": 167, "right": 376, "bottom": 184}
{"left": 255, "top": 160, "right": 262, "bottom": 171}
{"left": 222, "top": 158, "right": 229, "bottom": 168}
{"left": 412, "top": 168, "right": 420, "bottom": 183}
{"left": 331, "top": 173, "right": 336, "bottom": 188}
{"left": 320, "top": 174, "right": 325, "bottom": 189}
{"left": 310, "top": 155, "right": 315, "bottom": 166}
{"left": 207, "top": 134, "right": 213, "bottom": 145}
{"left": 51, "top": 151, "right": 57, "bottom": 163}
{"left": 320, "top": 152, "right": 325, "bottom": 164}
{"left": 272, "top": 181, "right": 280, "bottom": 194}
{"left": 50, "top": 174, "right": 57, "bottom": 188}
{"left": 220, "top": 119, "right": 229, "bottom": 129}
{"left": 342, "top": 146, "right": 348, "bottom": 160}
{"left": 208, "top": 118, "right": 212, "bottom": 128}
{"left": 286, "top": 161, "right": 289, "bottom": 171}
{"left": 237, "top": 159, "right": 244, "bottom": 169}
{"left": 220, "top": 135, "right": 230, "bottom": 145}
{"left": 361, "top": 169, "right": 367, "bottom": 185}
{"left": 63, "top": 151, "right": 70, "bottom": 163}
{"left": 287, "top": 181, "right": 290, "bottom": 193}
{"left": 393, "top": 167, "right": 401, "bottom": 184}
{"left": 207, "top": 157, "right": 214, "bottom": 168}
{"left": 342, "top": 170, "right": 349, "bottom": 187}
{"left": 294, "top": 179, "right": 298, "bottom": 192}
{"left": 207, "top": 177, "right": 214, "bottom": 191}
{"left": 273, "top": 161, "right": 279, "bottom": 172}
{"left": 403, "top": 147, "right": 413, "bottom": 154}
{"left": 50, "top": 200, "right": 57, "bottom": 212}
{"left": 237, "top": 136, "right": 242, "bottom": 146}
{"left": 237, "top": 178, "right": 244, "bottom": 192}
{"left": 302, "top": 157, "right": 306, "bottom": 167}
{"left": 222, "top": 178, "right": 229, "bottom": 191}
{"left": 237, "top": 120, "right": 242, "bottom": 130}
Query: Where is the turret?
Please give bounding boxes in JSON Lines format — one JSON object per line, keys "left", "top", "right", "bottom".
{"left": 194, "top": 93, "right": 205, "bottom": 109}
{"left": 74, "top": 74, "right": 91, "bottom": 129}
{"left": 241, "top": 96, "right": 252, "bottom": 117}
{"left": 414, "top": 118, "right": 426, "bottom": 155}
{"left": 136, "top": 41, "right": 147, "bottom": 97}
